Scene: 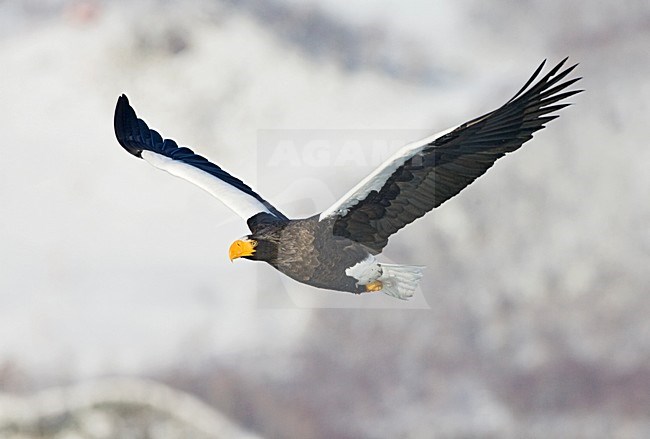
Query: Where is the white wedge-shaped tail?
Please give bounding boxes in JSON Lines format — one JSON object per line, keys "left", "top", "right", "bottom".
{"left": 377, "top": 263, "right": 425, "bottom": 300}
{"left": 346, "top": 256, "right": 425, "bottom": 300}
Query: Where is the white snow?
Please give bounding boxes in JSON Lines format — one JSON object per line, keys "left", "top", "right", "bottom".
{"left": 1, "top": 2, "right": 648, "bottom": 407}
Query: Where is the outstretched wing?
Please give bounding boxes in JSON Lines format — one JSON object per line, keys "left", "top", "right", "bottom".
{"left": 114, "top": 95, "right": 287, "bottom": 221}
{"left": 321, "top": 58, "right": 582, "bottom": 253}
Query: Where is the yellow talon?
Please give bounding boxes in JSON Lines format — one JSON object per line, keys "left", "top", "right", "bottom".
{"left": 365, "top": 280, "right": 383, "bottom": 292}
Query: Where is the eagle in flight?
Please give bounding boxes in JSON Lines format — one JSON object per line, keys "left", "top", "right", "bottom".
{"left": 114, "top": 58, "right": 581, "bottom": 299}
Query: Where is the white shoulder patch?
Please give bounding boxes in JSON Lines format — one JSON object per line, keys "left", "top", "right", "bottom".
{"left": 141, "top": 150, "right": 271, "bottom": 220}
{"left": 319, "top": 124, "right": 458, "bottom": 221}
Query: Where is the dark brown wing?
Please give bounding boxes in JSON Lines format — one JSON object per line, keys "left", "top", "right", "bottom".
{"left": 330, "top": 58, "right": 582, "bottom": 253}
{"left": 114, "top": 95, "right": 288, "bottom": 221}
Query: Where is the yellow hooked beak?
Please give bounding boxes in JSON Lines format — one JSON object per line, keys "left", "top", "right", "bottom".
{"left": 229, "top": 239, "right": 257, "bottom": 261}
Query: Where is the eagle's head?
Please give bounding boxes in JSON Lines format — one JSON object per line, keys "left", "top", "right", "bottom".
{"left": 229, "top": 237, "right": 257, "bottom": 261}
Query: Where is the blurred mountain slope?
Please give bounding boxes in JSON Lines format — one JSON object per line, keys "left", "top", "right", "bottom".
{"left": 0, "top": 378, "right": 260, "bottom": 438}
{"left": 0, "top": 0, "right": 648, "bottom": 438}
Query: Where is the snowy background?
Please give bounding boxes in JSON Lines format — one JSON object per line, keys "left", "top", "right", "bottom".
{"left": 1, "top": 0, "right": 649, "bottom": 437}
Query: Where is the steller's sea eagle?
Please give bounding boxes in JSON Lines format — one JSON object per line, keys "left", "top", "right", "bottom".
{"left": 114, "top": 58, "right": 581, "bottom": 299}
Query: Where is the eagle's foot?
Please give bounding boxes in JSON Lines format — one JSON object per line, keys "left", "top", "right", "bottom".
{"left": 365, "top": 280, "right": 383, "bottom": 292}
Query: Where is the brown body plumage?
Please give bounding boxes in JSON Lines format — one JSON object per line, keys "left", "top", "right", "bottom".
{"left": 114, "top": 59, "right": 582, "bottom": 299}
{"left": 244, "top": 214, "right": 369, "bottom": 293}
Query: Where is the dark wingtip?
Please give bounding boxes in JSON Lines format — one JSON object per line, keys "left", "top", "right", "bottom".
{"left": 114, "top": 94, "right": 143, "bottom": 158}
{"left": 115, "top": 94, "right": 130, "bottom": 115}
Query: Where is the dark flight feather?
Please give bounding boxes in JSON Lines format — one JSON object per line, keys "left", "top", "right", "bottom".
{"left": 332, "top": 58, "right": 583, "bottom": 253}
{"left": 114, "top": 95, "right": 287, "bottom": 221}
